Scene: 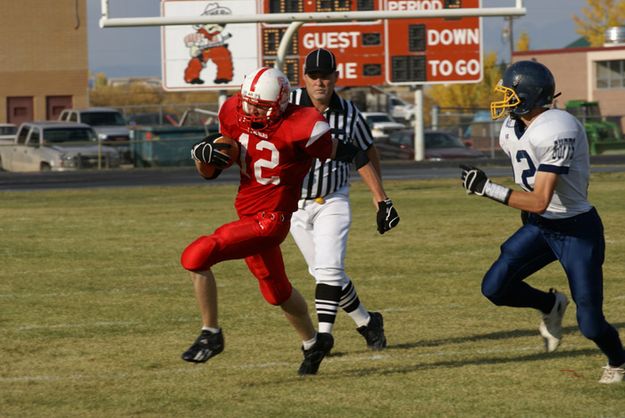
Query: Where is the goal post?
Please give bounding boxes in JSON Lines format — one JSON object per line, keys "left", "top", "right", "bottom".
{"left": 99, "top": 0, "right": 526, "bottom": 28}
{"left": 99, "top": 0, "right": 526, "bottom": 161}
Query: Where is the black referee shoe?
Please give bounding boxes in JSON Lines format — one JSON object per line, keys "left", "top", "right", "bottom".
{"left": 357, "top": 312, "right": 387, "bottom": 350}
{"left": 298, "top": 333, "right": 334, "bottom": 376}
{"left": 181, "top": 329, "right": 224, "bottom": 363}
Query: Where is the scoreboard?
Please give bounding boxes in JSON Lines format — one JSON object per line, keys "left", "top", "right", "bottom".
{"left": 161, "top": 0, "right": 482, "bottom": 90}
{"left": 260, "top": 0, "right": 482, "bottom": 86}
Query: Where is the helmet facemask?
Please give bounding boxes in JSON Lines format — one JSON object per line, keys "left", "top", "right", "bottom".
{"left": 237, "top": 93, "right": 282, "bottom": 131}
{"left": 490, "top": 81, "right": 522, "bottom": 120}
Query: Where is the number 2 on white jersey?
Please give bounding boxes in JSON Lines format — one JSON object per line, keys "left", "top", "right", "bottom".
{"left": 515, "top": 150, "right": 536, "bottom": 191}
{"left": 238, "top": 133, "right": 280, "bottom": 185}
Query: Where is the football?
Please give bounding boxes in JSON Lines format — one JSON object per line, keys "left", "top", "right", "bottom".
{"left": 213, "top": 135, "right": 240, "bottom": 169}
{"left": 195, "top": 135, "right": 240, "bottom": 179}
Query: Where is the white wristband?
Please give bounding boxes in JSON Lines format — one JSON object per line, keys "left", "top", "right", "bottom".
{"left": 484, "top": 181, "right": 512, "bottom": 204}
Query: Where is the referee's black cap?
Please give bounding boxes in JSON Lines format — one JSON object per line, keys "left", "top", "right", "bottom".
{"left": 304, "top": 48, "right": 337, "bottom": 75}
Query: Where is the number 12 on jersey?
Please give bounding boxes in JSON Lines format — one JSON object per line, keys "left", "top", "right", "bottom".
{"left": 238, "top": 133, "right": 281, "bottom": 185}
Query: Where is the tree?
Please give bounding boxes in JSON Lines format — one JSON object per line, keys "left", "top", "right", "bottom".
{"left": 94, "top": 72, "right": 108, "bottom": 89}
{"left": 573, "top": 0, "right": 625, "bottom": 46}
{"left": 89, "top": 73, "right": 220, "bottom": 113}
{"left": 427, "top": 51, "right": 503, "bottom": 110}
{"left": 516, "top": 32, "right": 530, "bottom": 52}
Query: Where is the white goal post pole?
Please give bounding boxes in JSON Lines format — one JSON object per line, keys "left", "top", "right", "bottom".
{"left": 276, "top": 22, "right": 304, "bottom": 70}
{"left": 101, "top": 0, "right": 108, "bottom": 25}
{"left": 100, "top": 3, "right": 526, "bottom": 28}
{"left": 414, "top": 87, "right": 424, "bottom": 161}
{"left": 101, "top": 0, "right": 527, "bottom": 163}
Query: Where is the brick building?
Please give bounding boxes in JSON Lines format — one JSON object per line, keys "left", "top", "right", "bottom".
{"left": 0, "top": 0, "right": 88, "bottom": 125}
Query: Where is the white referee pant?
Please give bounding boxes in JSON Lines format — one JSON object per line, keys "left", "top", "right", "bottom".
{"left": 290, "top": 185, "right": 351, "bottom": 287}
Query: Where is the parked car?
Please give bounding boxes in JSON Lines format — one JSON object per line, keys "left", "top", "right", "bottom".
{"left": 0, "top": 121, "right": 120, "bottom": 172}
{"left": 388, "top": 95, "right": 415, "bottom": 122}
{"left": 58, "top": 107, "right": 132, "bottom": 163}
{"left": 0, "top": 123, "right": 17, "bottom": 145}
{"left": 463, "top": 110, "right": 503, "bottom": 151}
{"left": 361, "top": 112, "right": 406, "bottom": 139}
{"left": 377, "top": 129, "right": 487, "bottom": 161}
{"left": 367, "top": 85, "right": 415, "bottom": 123}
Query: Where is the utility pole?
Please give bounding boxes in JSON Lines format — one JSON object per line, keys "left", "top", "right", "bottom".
{"left": 505, "top": 16, "right": 515, "bottom": 63}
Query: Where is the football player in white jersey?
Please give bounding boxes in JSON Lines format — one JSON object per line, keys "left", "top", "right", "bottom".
{"left": 460, "top": 60, "right": 625, "bottom": 384}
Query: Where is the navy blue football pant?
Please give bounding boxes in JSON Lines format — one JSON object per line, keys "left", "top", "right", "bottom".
{"left": 482, "top": 208, "right": 625, "bottom": 366}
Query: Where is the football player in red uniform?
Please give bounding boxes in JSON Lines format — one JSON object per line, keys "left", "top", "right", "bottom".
{"left": 179, "top": 67, "right": 391, "bottom": 375}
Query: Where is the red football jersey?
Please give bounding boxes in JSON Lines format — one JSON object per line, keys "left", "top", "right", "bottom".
{"left": 219, "top": 95, "right": 333, "bottom": 216}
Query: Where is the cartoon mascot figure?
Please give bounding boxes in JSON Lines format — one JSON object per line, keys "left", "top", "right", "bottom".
{"left": 183, "top": 3, "right": 233, "bottom": 85}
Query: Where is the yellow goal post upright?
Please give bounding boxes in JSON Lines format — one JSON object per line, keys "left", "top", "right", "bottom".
{"left": 99, "top": 0, "right": 526, "bottom": 161}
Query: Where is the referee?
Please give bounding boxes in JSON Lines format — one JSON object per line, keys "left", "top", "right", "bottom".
{"left": 289, "top": 48, "right": 399, "bottom": 350}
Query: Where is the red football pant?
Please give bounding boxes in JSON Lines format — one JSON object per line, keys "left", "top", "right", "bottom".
{"left": 180, "top": 212, "right": 293, "bottom": 305}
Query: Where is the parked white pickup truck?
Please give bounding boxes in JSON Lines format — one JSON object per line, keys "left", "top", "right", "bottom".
{"left": 0, "top": 123, "right": 17, "bottom": 145}
{"left": 59, "top": 107, "right": 132, "bottom": 163}
{"left": 0, "top": 121, "right": 120, "bottom": 172}
{"left": 361, "top": 112, "right": 407, "bottom": 139}
{"left": 58, "top": 108, "right": 130, "bottom": 142}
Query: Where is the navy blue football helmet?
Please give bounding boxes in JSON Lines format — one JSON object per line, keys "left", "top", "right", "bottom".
{"left": 490, "top": 60, "right": 556, "bottom": 120}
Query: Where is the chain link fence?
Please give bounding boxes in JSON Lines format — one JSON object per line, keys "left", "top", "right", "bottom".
{"left": 433, "top": 107, "right": 504, "bottom": 159}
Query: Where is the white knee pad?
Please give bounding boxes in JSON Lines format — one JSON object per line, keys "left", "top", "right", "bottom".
{"left": 313, "top": 267, "right": 348, "bottom": 288}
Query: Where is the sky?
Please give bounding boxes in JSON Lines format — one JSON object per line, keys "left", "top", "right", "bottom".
{"left": 87, "top": 0, "right": 590, "bottom": 78}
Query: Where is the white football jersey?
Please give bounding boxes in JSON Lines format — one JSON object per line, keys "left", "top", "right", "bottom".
{"left": 499, "top": 109, "right": 592, "bottom": 219}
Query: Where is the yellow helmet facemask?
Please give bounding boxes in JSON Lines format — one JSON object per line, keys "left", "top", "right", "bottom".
{"left": 490, "top": 80, "right": 521, "bottom": 120}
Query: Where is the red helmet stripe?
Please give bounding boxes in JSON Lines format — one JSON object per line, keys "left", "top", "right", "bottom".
{"left": 249, "top": 67, "right": 270, "bottom": 92}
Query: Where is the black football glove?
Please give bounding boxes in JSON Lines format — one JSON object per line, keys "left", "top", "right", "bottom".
{"left": 460, "top": 165, "right": 512, "bottom": 205}
{"left": 191, "top": 136, "right": 232, "bottom": 169}
{"left": 376, "top": 199, "right": 400, "bottom": 235}
{"left": 460, "top": 165, "right": 489, "bottom": 195}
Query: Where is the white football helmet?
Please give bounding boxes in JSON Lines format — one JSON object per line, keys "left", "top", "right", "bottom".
{"left": 237, "top": 67, "right": 290, "bottom": 131}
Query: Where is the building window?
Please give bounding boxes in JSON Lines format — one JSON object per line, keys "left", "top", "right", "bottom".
{"left": 46, "top": 95, "right": 72, "bottom": 120}
{"left": 7, "top": 96, "right": 33, "bottom": 125}
{"left": 596, "top": 60, "right": 625, "bottom": 89}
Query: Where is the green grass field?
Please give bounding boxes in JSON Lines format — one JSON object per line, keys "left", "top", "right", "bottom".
{"left": 2, "top": 172, "right": 625, "bottom": 417}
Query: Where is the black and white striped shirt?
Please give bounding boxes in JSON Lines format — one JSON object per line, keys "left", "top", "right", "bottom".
{"left": 289, "top": 88, "right": 374, "bottom": 200}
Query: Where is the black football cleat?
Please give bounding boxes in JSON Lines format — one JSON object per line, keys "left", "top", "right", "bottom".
{"left": 181, "top": 329, "right": 224, "bottom": 363}
{"left": 298, "top": 333, "right": 334, "bottom": 376}
{"left": 357, "top": 311, "right": 387, "bottom": 350}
